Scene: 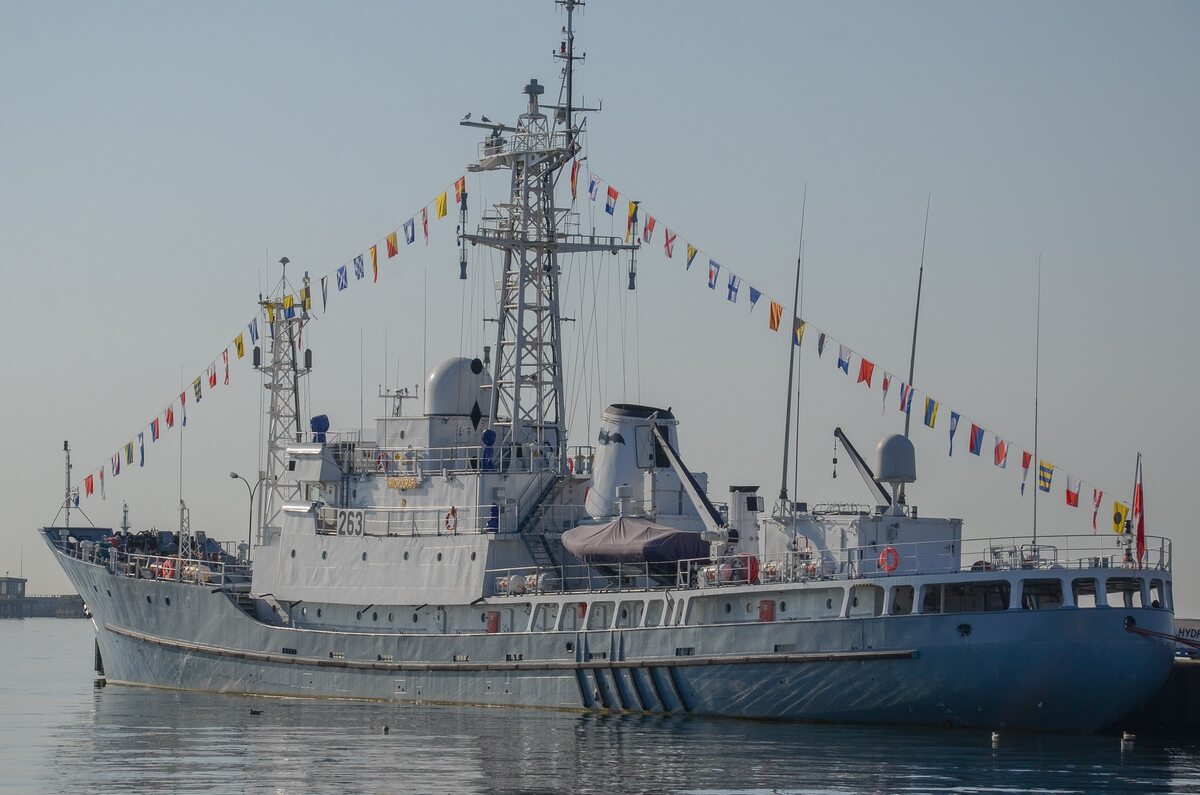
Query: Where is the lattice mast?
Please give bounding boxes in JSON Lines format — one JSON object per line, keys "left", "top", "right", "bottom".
{"left": 462, "top": 0, "right": 634, "bottom": 472}
{"left": 255, "top": 259, "right": 311, "bottom": 539}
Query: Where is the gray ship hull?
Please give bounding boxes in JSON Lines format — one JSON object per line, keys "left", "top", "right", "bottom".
{"left": 55, "top": 541, "right": 1174, "bottom": 732}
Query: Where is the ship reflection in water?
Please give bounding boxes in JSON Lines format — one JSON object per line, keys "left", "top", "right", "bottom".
{"left": 40, "top": 686, "right": 1200, "bottom": 794}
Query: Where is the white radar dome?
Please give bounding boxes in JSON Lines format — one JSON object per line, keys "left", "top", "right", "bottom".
{"left": 425, "top": 357, "right": 491, "bottom": 416}
{"left": 876, "top": 434, "right": 916, "bottom": 485}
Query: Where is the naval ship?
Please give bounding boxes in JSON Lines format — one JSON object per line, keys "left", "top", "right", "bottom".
{"left": 41, "top": 2, "right": 1174, "bottom": 731}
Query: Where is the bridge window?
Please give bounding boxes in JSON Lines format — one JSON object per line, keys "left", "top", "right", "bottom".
{"left": 645, "top": 600, "right": 664, "bottom": 627}
{"left": 1150, "top": 579, "right": 1166, "bottom": 609}
{"left": 848, "top": 585, "right": 884, "bottom": 617}
{"left": 890, "top": 585, "right": 914, "bottom": 615}
{"left": 1021, "top": 579, "right": 1063, "bottom": 610}
{"left": 587, "top": 601, "right": 614, "bottom": 630}
{"left": 532, "top": 603, "right": 559, "bottom": 631}
{"left": 616, "top": 601, "right": 644, "bottom": 628}
{"left": 1106, "top": 577, "right": 1145, "bottom": 608}
{"left": 1073, "top": 578, "right": 1100, "bottom": 608}
{"left": 923, "top": 581, "right": 1010, "bottom": 613}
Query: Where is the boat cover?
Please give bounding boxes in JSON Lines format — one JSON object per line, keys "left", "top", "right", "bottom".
{"left": 562, "top": 517, "right": 708, "bottom": 564}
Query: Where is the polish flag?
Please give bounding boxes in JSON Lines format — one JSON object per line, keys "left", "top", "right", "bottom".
{"left": 1065, "top": 477, "right": 1081, "bottom": 508}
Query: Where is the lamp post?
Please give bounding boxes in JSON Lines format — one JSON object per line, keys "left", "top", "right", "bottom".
{"left": 229, "top": 472, "right": 259, "bottom": 560}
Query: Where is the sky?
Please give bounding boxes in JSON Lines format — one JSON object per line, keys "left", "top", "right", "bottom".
{"left": 2, "top": 1, "right": 1197, "bottom": 610}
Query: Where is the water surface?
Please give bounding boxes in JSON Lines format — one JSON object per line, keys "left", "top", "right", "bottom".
{"left": 1, "top": 619, "right": 1196, "bottom": 794}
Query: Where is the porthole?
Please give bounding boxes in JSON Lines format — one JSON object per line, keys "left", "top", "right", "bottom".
{"left": 165, "top": 597, "right": 171, "bottom": 606}
{"left": 746, "top": 602, "right": 753, "bottom": 614}
{"left": 481, "top": 613, "right": 487, "bottom": 623}
{"left": 302, "top": 607, "right": 308, "bottom": 616}
{"left": 826, "top": 598, "right": 833, "bottom": 609}
{"left": 317, "top": 608, "right": 323, "bottom": 618}
{"left": 321, "top": 551, "right": 328, "bottom": 560}
{"left": 290, "top": 549, "right": 296, "bottom": 558}
{"left": 146, "top": 596, "right": 152, "bottom": 604}
{"left": 566, "top": 641, "right": 575, "bottom": 652}
{"left": 388, "top": 612, "right": 394, "bottom": 622}
{"left": 724, "top": 603, "right": 732, "bottom": 614}
{"left": 403, "top": 551, "right": 410, "bottom": 561}
{"left": 436, "top": 552, "right": 443, "bottom": 562}
{"left": 356, "top": 611, "right": 362, "bottom": 620}
{"left": 852, "top": 597, "right": 859, "bottom": 608}
{"left": 471, "top": 551, "right": 477, "bottom": 561}
{"left": 779, "top": 601, "right": 787, "bottom": 612}
{"left": 362, "top": 552, "right": 368, "bottom": 562}
{"left": 372, "top": 612, "right": 378, "bottom": 622}
{"left": 412, "top": 613, "right": 419, "bottom": 623}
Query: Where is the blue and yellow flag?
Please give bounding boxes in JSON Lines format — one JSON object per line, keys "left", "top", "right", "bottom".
{"left": 686, "top": 244, "right": 698, "bottom": 270}
{"left": 1038, "top": 460, "right": 1054, "bottom": 492}
{"left": 923, "top": 397, "right": 938, "bottom": 428}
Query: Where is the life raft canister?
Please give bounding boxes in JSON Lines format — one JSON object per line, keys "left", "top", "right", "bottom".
{"left": 879, "top": 546, "right": 900, "bottom": 573}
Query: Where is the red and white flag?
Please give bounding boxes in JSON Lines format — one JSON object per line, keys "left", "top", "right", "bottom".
{"left": 1065, "top": 477, "right": 1081, "bottom": 507}
{"left": 994, "top": 438, "right": 1008, "bottom": 469}
{"left": 1020, "top": 451, "right": 1032, "bottom": 494}
{"left": 643, "top": 216, "right": 656, "bottom": 243}
{"left": 422, "top": 207, "right": 429, "bottom": 245}
{"left": 222, "top": 349, "right": 230, "bottom": 385}
{"left": 1092, "top": 488, "right": 1104, "bottom": 532}
{"left": 1132, "top": 454, "right": 1146, "bottom": 566}
{"left": 663, "top": 229, "right": 677, "bottom": 258}
{"left": 880, "top": 372, "right": 892, "bottom": 413}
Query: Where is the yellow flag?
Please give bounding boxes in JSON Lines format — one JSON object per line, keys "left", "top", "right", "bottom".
{"left": 435, "top": 192, "right": 448, "bottom": 219}
{"left": 283, "top": 294, "right": 294, "bottom": 315}
{"left": 266, "top": 303, "right": 276, "bottom": 323}
{"left": 1112, "top": 500, "right": 1129, "bottom": 534}
{"left": 234, "top": 333, "right": 245, "bottom": 359}
{"left": 300, "top": 287, "right": 311, "bottom": 310}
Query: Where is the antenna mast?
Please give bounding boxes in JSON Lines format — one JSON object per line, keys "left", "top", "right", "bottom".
{"left": 899, "top": 194, "right": 931, "bottom": 505}
{"left": 778, "top": 186, "right": 807, "bottom": 505}
{"left": 460, "top": 6, "right": 630, "bottom": 473}
{"left": 1033, "top": 258, "right": 1042, "bottom": 542}
{"left": 255, "top": 258, "right": 312, "bottom": 540}
{"left": 63, "top": 441, "right": 72, "bottom": 529}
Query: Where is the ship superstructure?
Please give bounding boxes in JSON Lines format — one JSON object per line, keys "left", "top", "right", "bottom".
{"left": 41, "top": 1, "right": 1175, "bottom": 731}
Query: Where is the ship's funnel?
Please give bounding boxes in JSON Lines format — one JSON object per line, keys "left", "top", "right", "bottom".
{"left": 585, "top": 404, "right": 678, "bottom": 519}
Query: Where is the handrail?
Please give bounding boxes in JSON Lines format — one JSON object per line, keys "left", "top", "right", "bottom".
{"left": 51, "top": 536, "right": 250, "bottom": 588}
{"left": 484, "top": 533, "right": 1173, "bottom": 598}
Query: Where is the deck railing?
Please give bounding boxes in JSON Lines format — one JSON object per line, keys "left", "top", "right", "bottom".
{"left": 484, "top": 533, "right": 1172, "bottom": 598}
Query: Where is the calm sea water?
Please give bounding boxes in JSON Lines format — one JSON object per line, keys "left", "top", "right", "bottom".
{"left": 2, "top": 619, "right": 1198, "bottom": 795}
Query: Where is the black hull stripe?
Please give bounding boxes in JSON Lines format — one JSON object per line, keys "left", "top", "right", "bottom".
{"left": 104, "top": 623, "right": 915, "bottom": 673}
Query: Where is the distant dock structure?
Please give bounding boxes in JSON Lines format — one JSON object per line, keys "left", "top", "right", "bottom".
{"left": 0, "top": 575, "right": 86, "bottom": 619}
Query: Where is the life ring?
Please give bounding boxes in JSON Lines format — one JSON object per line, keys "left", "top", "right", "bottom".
{"left": 375, "top": 451, "right": 388, "bottom": 472}
{"left": 567, "top": 456, "right": 575, "bottom": 474}
{"left": 160, "top": 558, "right": 175, "bottom": 580}
{"left": 444, "top": 506, "right": 458, "bottom": 534}
{"left": 879, "top": 546, "right": 900, "bottom": 573}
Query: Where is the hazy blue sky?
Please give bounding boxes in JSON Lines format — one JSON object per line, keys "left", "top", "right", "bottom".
{"left": 3, "top": 2, "right": 1197, "bottom": 609}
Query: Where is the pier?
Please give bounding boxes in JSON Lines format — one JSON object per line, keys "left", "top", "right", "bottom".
{"left": 0, "top": 576, "right": 86, "bottom": 619}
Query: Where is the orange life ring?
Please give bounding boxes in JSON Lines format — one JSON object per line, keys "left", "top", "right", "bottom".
{"left": 444, "top": 506, "right": 458, "bottom": 534}
{"left": 160, "top": 558, "right": 175, "bottom": 580}
{"left": 879, "top": 546, "right": 900, "bottom": 573}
